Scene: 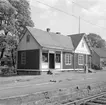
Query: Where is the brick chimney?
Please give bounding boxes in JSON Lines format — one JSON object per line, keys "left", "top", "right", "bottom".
{"left": 56, "top": 32, "right": 61, "bottom": 34}
{"left": 46, "top": 28, "right": 50, "bottom": 32}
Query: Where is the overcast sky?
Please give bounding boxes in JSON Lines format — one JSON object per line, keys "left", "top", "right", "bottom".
{"left": 29, "top": 0, "right": 106, "bottom": 40}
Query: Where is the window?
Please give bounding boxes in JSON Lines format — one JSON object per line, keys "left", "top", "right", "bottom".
{"left": 56, "top": 54, "right": 61, "bottom": 63}
{"left": 65, "top": 53, "right": 72, "bottom": 65}
{"left": 21, "top": 52, "right": 26, "bottom": 65}
{"left": 42, "top": 52, "right": 48, "bottom": 62}
{"left": 82, "top": 42, "right": 84, "bottom": 47}
{"left": 78, "top": 54, "right": 84, "bottom": 65}
{"left": 26, "top": 34, "right": 30, "bottom": 42}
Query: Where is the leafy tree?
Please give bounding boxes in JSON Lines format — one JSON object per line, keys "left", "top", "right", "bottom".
{"left": 87, "top": 33, "right": 106, "bottom": 48}
{"left": 8, "top": 0, "right": 34, "bottom": 37}
{"left": 0, "top": 0, "right": 34, "bottom": 67}
{"left": 6, "top": 35, "right": 17, "bottom": 67}
{"left": 0, "top": 35, "right": 7, "bottom": 59}
{"left": 0, "top": 34, "right": 17, "bottom": 67}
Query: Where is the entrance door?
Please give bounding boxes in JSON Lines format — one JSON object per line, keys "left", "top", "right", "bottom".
{"left": 49, "top": 53, "right": 55, "bottom": 69}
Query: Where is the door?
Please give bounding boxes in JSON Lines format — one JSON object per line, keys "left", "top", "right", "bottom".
{"left": 49, "top": 53, "right": 55, "bottom": 69}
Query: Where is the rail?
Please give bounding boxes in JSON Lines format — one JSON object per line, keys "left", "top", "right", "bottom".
{"left": 64, "top": 91, "right": 106, "bottom": 105}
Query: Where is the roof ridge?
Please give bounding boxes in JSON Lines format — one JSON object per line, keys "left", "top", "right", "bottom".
{"left": 26, "top": 26, "right": 74, "bottom": 51}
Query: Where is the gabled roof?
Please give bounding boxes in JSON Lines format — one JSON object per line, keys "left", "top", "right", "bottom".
{"left": 26, "top": 26, "right": 74, "bottom": 51}
{"left": 93, "top": 48, "right": 106, "bottom": 58}
{"left": 68, "top": 33, "right": 85, "bottom": 49}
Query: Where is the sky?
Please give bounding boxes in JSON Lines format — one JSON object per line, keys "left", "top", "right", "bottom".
{"left": 29, "top": 0, "right": 106, "bottom": 40}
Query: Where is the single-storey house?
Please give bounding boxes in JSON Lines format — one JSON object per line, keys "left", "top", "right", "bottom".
{"left": 17, "top": 27, "right": 74, "bottom": 74}
{"left": 92, "top": 48, "right": 106, "bottom": 69}
{"left": 68, "top": 33, "right": 91, "bottom": 72}
{"left": 17, "top": 27, "right": 91, "bottom": 75}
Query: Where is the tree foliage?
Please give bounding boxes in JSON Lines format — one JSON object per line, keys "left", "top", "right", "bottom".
{"left": 0, "top": 0, "right": 34, "bottom": 68}
{"left": 0, "top": 0, "right": 34, "bottom": 36}
{"left": 0, "top": 34, "right": 17, "bottom": 67}
{"left": 87, "top": 33, "right": 106, "bottom": 48}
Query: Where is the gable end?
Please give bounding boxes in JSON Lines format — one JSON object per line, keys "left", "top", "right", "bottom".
{"left": 18, "top": 29, "right": 41, "bottom": 51}
{"left": 75, "top": 36, "right": 91, "bottom": 55}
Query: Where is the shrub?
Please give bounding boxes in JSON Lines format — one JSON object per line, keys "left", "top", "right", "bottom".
{"left": 91, "top": 63, "right": 102, "bottom": 70}
{"left": 1, "top": 66, "right": 17, "bottom": 76}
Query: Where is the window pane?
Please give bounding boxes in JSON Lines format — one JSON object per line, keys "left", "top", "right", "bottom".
{"left": 78, "top": 54, "right": 84, "bottom": 65}
{"left": 42, "top": 53, "right": 48, "bottom": 62}
{"left": 26, "top": 35, "right": 30, "bottom": 42}
{"left": 65, "top": 53, "right": 71, "bottom": 65}
{"left": 56, "top": 54, "right": 61, "bottom": 63}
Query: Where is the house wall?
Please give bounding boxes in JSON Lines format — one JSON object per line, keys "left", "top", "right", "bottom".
{"left": 88, "top": 55, "right": 92, "bottom": 68}
{"left": 63, "top": 52, "right": 73, "bottom": 70}
{"left": 92, "top": 51, "right": 100, "bottom": 67}
{"left": 73, "top": 36, "right": 91, "bottom": 70}
{"left": 73, "top": 53, "right": 90, "bottom": 70}
{"left": 74, "top": 53, "right": 84, "bottom": 70}
{"left": 17, "top": 49, "right": 40, "bottom": 70}
{"left": 18, "top": 30, "right": 40, "bottom": 51}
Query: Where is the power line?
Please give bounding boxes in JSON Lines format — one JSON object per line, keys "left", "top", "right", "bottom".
{"left": 35, "top": 0, "right": 106, "bottom": 30}
{"left": 36, "top": 0, "right": 78, "bottom": 19}
{"left": 72, "top": 1, "right": 91, "bottom": 12}
{"left": 72, "top": 1, "right": 106, "bottom": 20}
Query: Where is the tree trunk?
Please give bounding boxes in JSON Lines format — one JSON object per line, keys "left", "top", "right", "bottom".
{"left": 11, "top": 49, "right": 15, "bottom": 68}
{"left": 0, "top": 48, "right": 5, "bottom": 60}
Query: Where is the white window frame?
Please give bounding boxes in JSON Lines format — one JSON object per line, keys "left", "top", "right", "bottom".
{"left": 78, "top": 54, "right": 84, "bottom": 65}
{"left": 65, "top": 53, "right": 72, "bottom": 65}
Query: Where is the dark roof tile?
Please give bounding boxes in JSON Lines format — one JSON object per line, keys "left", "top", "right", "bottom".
{"left": 68, "top": 33, "right": 85, "bottom": 49}
{"left": 93, "top": 48, "right": 106, "bottom": 58}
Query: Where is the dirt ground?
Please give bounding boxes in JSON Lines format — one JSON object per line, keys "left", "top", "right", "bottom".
{"left": 0, "top": 70, "right": 105, "bottom": 98}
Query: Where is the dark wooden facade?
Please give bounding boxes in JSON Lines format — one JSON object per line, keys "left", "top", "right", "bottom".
{"left": 17, "top": 49, "right": 40, "bottom": 70}
{"left": 62, "top": 52, "right": 73, "bottom": 69}
{"left": 73, "top": 53, "right": 91, "bottom": 70}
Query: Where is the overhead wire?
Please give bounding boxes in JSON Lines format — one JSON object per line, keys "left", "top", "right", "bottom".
{"left": 35, "top": 0, "right": 106, "bottom": 30}
{"left": 72, "top": 1, "right": 106, "bottom": 29}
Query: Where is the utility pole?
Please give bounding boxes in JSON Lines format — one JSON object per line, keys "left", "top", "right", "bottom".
{"left": 79, "top": 16, "right": 80, "bottom": 33}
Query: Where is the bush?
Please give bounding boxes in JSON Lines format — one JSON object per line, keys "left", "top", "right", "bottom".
{"left": 1, "top": 66, "right": 17, "bottom": 76}
{"left": 91, "top": 63, "right": 102, "bottom": 70}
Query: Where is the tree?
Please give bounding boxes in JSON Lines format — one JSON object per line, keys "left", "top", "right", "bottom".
{"left": 0, "top": 0, "right": 34, "bottom": 64}
{"left": 87, "top": 33, "right": 106, "bottom": 48}
{"left": 0, "top": 35, "right": 7, "bottom": 59}
{"left": 8, "top": 0, "right": 34, "bottom": 37}
{"left": 0, "top": 34, "right": 17, "bottom": 67}
{"left": 6, "top": 35, "right": 17, "bottom": 67}
{"left": 0, "top": 0, "right": 34, "bottom": 36}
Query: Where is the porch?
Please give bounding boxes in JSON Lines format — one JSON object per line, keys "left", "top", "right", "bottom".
{"left": 40, "top": 49, "right": 62, "bottom": 72}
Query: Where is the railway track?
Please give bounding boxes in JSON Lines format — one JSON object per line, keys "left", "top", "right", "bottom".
{"left": 64, "top": 92, "right": 106, "bottom": 105}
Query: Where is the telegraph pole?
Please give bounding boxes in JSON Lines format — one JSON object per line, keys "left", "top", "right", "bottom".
{"left": 79, "top": 16, "right": 80, "bottom": 33}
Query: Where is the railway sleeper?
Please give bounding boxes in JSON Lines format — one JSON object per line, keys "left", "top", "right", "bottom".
{"left": 97, "top": 97, "right": 106, "bottom": 101}
{"left": 84, "top": 101, "right": 103, "bottom": 105}
{"left": 92, "top": 99, "right": 106, "bottom": 104}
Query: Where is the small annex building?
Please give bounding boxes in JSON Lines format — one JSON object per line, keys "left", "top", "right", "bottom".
{"left": 92, "top": 48, "right": 106, "bottom": 69}
{"left": 17, "top": 27, "right": 74, "bottom": 74}
{"left": 68, "top": 33, "right": 91, "bottom": 72}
